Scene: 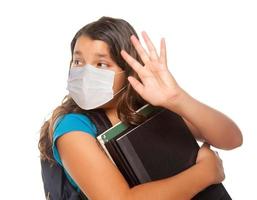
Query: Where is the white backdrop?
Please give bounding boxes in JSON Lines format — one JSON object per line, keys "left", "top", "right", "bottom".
{"left": 0, "top": 0, "right": 256, "bottom": 199}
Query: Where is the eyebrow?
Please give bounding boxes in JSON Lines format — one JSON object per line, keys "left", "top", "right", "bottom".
{"left": 95, "top": 53, "right": 109, "bottom": 58}
{"left": 73, "top": 51, "right": 109, "bottom": 58}
{"left": 73, "top": 50, "right": 82, "bottom": 56}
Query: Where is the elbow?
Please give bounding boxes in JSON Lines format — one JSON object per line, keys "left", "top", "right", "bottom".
{"left": 232, "top": 125, "right": 243, "bottom": 148}
{"left": 225, "top": 129, "right": 243, "bottom": 150}
{"left": 233, "top": 131, "right": 243, "bottom": 148}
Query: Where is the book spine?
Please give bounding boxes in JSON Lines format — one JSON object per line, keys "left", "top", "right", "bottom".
{"left": 111, "top": 139, "right": 140, "bottom": 187}
{"left": 104, "top": 140, "right": 138, "bottom": 187}
{"left": 97, "top": 104, "right": 161, "bottom": 141}
{"left": 96, "top": 137, "right": 116, "bottom": 166}
{"left": 117, "top": 136, "right": 151, "bottom": 184}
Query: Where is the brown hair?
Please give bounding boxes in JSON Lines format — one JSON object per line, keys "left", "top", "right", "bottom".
{"left": 38, "top": 16, "right": 147, "bottom": 163}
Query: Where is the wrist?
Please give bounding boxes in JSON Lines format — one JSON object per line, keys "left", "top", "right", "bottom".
{"left": 162, "top": 87, "right": 192, "bottom": 113}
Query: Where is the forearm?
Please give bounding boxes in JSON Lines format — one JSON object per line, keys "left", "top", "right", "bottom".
{"left": 126, "top": 163, "right": 211, "bottom": 200}
{"left": 165, "top": 88, "right": 243, "bottom": 150}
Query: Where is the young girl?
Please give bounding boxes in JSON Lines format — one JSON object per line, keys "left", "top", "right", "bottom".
{"left": 39, "top": 16, "right": 242, "bottom": 199}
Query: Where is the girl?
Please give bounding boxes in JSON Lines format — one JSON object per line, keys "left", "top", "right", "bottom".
{"left": 39, "top": 16, "right": 242, "bottom": 199}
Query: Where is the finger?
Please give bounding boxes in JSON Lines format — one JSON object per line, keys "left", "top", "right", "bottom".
{"left": 160, "top": 38, "right": 168, "bottom": 67}
{"left": 130, "top": 35, "right": 150, "bottom": 64}
{"left": 142, "top": 31, "right": 159, "bottom": 61}
{"left": 121, "top": 50, "right": 146, "bottom": 75}
{"left": 128, "top": 76, "right": 144, "bottom": 96}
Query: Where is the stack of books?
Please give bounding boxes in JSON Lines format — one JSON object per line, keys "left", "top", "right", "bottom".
{"left": 96, "top": 104, "right": 232, "bottom": 200}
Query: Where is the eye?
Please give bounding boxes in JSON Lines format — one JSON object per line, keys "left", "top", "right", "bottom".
{"left": 72, "top": 59, "right": 83, "bottom": 67}
{"left": 97, "top": 63, "right": 109, "bottom": 69}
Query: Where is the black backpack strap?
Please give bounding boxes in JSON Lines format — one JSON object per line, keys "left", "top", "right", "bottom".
{"left": 84, "top": 109, "right": 113, "bottom": 136}
{"left": 41, "top": 159, "right": 84, "bottom": 200}
{"left": 41, "top": 109, "right": 112, "bottom": 200}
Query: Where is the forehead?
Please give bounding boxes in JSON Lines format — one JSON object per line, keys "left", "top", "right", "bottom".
{"left": 73, "top": 36, "right": 110, "bottom": 57}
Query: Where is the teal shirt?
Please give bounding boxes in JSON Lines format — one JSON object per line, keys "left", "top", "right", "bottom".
{"left": 52, "top": 113, "right": 97, "bottom": 192}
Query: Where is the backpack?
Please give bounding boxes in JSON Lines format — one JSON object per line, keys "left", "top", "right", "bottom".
{"left": 40, "top": 109, "right": 113, "bottom": 200}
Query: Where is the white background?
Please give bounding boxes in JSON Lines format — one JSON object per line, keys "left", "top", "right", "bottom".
{"left": 0, "top": 0, "right": 256, "bottom": 199}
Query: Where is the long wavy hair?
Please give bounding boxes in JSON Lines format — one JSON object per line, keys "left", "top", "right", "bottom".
{"left": 38, "top": 16, "right": 147, "bottom": 164}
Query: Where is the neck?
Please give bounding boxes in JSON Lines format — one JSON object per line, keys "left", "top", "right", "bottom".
{"left": 104, "top": 108, "right": 121, "bottom": 126}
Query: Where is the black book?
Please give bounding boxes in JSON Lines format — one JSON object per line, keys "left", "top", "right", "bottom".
{"left": 97, "top": 104, "right": 232, "bottom": 199}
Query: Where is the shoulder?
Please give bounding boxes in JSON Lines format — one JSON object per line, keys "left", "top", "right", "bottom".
{"left": 53, "top": 113, "right": 97, "bottom": 141}
{"left": 52, "top": 113, "right": 97, "bottom": 166}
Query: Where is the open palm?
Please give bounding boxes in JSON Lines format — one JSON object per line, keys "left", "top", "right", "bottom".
{"left": 121, "top": 31, "right": 183, "bottom": 108}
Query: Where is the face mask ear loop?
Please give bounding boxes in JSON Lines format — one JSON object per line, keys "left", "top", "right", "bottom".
{"left": 113, "top": 70, "right": 127, "bottom": 96}
{"left": 114, "top": 84, "right": 128, "bottom": 97}
{"left": 116, "top": 70, "right": 126, "bottom": 75}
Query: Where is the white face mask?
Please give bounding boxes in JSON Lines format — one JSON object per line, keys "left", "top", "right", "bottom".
{"left": 66, "top": 64, "right": 127, "bottom": 110}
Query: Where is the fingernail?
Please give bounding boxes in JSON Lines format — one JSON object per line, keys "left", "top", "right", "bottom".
{"left": 130, "top": 35, "right": 137, "bottom": 41}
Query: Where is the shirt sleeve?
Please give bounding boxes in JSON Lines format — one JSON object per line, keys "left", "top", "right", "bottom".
{"left": 51, "top": 113, "right": 97, "bottom": 192}
{"left": 52, "top": 113, "right": 97, "bottom": 166}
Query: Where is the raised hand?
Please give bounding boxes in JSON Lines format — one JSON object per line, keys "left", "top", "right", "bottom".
{"left": 121, "top": 31, "right": 183, "bottom": 108}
